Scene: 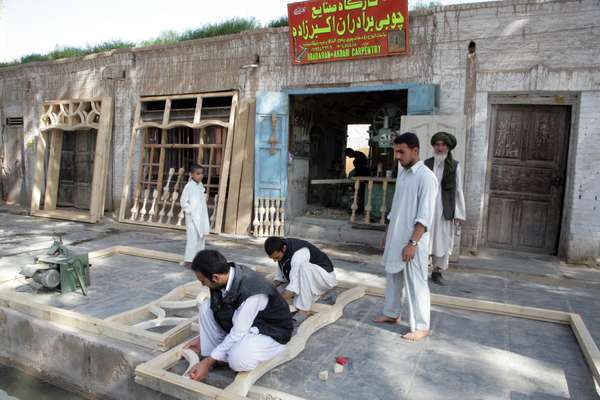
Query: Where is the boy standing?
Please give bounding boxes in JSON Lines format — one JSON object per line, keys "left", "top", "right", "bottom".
{"left": 181, "top": 164, "right": 211, "bottom": 268}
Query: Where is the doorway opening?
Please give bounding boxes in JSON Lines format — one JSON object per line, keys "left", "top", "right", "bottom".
{"left": 288, "top": 90, "right": 407, "bottom": 222}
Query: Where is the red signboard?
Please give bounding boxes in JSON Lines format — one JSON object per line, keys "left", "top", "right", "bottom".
{"left": 287, "top": 0, "right": 409, "bottom": 65}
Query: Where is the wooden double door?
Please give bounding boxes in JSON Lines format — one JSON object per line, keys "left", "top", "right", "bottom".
{"left": 57, "top": 131, "right": 95, "bottom": 209}
{"left": 486, "top": 105, "right": 570, "bottom": 254}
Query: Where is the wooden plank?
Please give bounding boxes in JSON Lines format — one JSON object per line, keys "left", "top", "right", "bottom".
{"left": 235, "top": 100, "right": 256, "bottom": 236}
{"left": 310, "top": 179, "right": 353, "bottom": 184}
{"left": 30, "top": 131, "right": 48, "bottom": 212}
{"left": 118, "top": 101, "right": 142, "bottom": 222}
{"left": 214, "top": 93, "right": 239, "bottom": 233}
{"left": 135, "top": 120, "right": 229, "bottom": 131}
{"left": 570, "top": 313, "right": 600, "bottom": 384}
{"left": 0, "top": 291, "right": 166, "bottom": 350}
{"left": 30, "top": 209, "right": 94, "bottom": 223}
{"left": 139, "top": 91, "right": 237, "bottom": 102}
{"left": 224, "top": 286, "right": 366, "bottom": 396}
{"left": 89, "top": 97, "right": 114, "bottom": 222}
{"left": 224, "top": 99, "right": 251, "bottom": 234}
{"left": 43, "top": 130, "right": 64, "bottom": 210}
{"left": 117, "top": 246, "right": 184, "bottom": 263}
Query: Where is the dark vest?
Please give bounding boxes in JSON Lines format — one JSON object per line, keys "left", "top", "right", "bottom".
{"left": 425, "top": 157, "right": 458, "bottom": 220}
{"left": 278, "top": 238, "right": 334, "bottom": 281}
{"left": 209, "top": 264, "right": 293, "bottom": 345}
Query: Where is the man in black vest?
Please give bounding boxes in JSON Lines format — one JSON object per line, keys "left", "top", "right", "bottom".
{"left": 186, "top": 250, "right": 293, "bottom": 381}
{"left": 264, "top": 237, "right": 336, "bottom": 316}
{"left": 424, "top": 131, "right": 466, "bottom": 285}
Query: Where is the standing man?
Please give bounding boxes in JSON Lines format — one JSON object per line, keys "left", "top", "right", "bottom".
{"left": 186, "top": 250, "right": 293, "bottom": 381}
{"left": 424, "top": 132, "right": 466, "bottom": 284}
{"left": 264, "top": 237, "right": 336, "bottom": 317}
{"left": 345, "top": 148, "right": 370, "bottom": 214}
{"left": 374, "top": 133, "right": 438, "bottom": 342}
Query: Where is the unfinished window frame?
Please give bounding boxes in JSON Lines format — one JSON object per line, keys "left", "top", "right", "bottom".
{"left": 30, "top": 97, "right": 114, "bottom": 223}
{"left": 118, "top": 92, "right": 238, "bottom": 233}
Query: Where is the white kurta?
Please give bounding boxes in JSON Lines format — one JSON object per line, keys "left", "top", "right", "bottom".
{"left": 275, "top": 247, "right": 337, "bottom": 312}
{"left": 198, "top": 269, "right": 285, "bottom": 372}
{"left": 429, "top": 160, "right": 466, "bottom": 270}
{"left": 382, "top": 160, "right": 438, "bottom": 332}
{"left": 180, "top": 179, "right": 211, "bottom": 262}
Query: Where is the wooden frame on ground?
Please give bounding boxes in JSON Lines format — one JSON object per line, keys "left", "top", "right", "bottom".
{"left": 30, "top": 97, "right": 114, "bottom": 223}
{"left": 1, "top": 246, "right": 598, "bottom": 398}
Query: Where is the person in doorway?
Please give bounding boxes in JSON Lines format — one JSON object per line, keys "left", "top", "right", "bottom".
{"left": 186, "top": 250, "right": 293, "bottom": 381}
{"left": 424, "top": 132, "right": 466, "bottom": 284}
{"left": 264, "top": 237, "right": 336, "bottom": 318}
{"left": 345, "top": 148, "right": 370, "bottom": 214}
{"left": 180, "top": 164, "right": 211, "bottom": 268}
{"left": 374, "top": 133, "right": 438, "bottom": 342}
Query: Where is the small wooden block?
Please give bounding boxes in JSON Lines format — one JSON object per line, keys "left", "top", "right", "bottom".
{"left": 334, "top": 363, "right": 344, "bottom": 374}
{"left": 318, "top": 370, "right": 329, "bottom": 381}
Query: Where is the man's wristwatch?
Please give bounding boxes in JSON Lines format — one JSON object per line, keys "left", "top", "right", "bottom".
{"left": 408, "top": 239, "right": 418, "bottom": 247}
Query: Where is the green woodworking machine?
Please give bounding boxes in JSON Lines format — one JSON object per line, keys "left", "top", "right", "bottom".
{"left": 20, "top": 235, "right": 91, "bottom": 295}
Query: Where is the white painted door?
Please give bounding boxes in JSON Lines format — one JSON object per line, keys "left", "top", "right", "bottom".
{"left": 400, "top": 115, "right": 466, "bottom": 171}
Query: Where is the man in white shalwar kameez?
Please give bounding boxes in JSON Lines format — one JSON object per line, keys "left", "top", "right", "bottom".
{"left": 180, "top": 164, "right": 211, "bottom": 267}
{"left": 374, "top": 133, "right": 438, "bottom": 342}
{"left": 424, "top": 132, "right": 466, "bottom": 284}
{"left": 186, "top": 250, "right": 293, "bottom": 381}
{"left": 264, "top": 237, "right": 336, "bottom": 318}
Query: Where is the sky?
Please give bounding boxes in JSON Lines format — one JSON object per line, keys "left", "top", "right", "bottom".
{"left": 0, "top": 0, "right": 488, "bottom": 62}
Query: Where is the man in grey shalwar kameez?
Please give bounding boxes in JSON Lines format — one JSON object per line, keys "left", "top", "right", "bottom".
{"left": 374, "top": 133, "right": 438, "bottom": 341}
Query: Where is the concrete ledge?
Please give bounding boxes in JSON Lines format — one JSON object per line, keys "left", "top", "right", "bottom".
{"left": 0, "top": 307, "right": 173, "bottom": 400}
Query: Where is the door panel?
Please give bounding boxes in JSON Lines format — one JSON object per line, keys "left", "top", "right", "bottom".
{"left": 58, "top": 131, "right": 96, "bottom": 209}
{"left": 486, "top": 105, "right": 569, "bottom": 254}
{"left": 1, "top": 126, "right": 24, "bottom": 204}
{"left": 255, "top": 92, "right": 289, "bottom": 199}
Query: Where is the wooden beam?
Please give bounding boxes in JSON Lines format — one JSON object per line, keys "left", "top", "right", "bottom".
{"left": 118, "top": 101, "right": 142, "bottom": 222}
{"left": 89, "top": 96, "right": 114, "bottom": 222}
{"left": 43, "top": 130, "right": 64, "bottom": 210}
{"left": 30, "top": 131, "right": 48, "bottom": 212}
{"left": 235, "top": 100, "right": 256, "bottom": 236}
{"left": 570, "top": 313, "right": 600, "bottom": 384}
{"left": 214, "top": 93, "right": 239, "bottom": 233}
{"left": 224, "top": 99, "right": 251, "bottom": 234}
{"left": 30, "top": 209, "right": 94, "bottom": 223}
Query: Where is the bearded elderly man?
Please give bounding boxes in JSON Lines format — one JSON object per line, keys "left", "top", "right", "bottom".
{"left": 424, "top": 131, "right": 466, "bottom": 285}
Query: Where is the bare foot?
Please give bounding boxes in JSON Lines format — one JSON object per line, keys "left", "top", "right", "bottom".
{"left": 373, "top": 315, "right": 400, "bottom": 324}
{"left": 402, "top": 330, "right": 429, "bottom": 341}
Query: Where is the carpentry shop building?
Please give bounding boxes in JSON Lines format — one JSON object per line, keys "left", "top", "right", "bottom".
{"left": 0, "top": 0, "right": 598, "bottom": 263}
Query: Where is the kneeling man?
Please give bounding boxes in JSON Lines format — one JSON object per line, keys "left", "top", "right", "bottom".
{"left": 264, "top": 237, "right": 336, "bottom": 316}
{"left": 187, "top": 249, "right": 293, "bottom": 381}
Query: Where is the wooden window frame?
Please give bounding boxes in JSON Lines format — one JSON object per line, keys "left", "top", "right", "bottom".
{"left": 118, "top": 91, "right": 238, "bottom": 233}
{"left": 30, "top": 97, "right": 114, "bottom": 223}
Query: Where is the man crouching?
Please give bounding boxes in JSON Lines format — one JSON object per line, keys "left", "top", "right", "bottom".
{"left": 187, "top": 249, "right": 293, "bottom": 381}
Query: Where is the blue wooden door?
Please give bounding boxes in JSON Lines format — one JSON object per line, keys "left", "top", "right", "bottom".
{"left": 407, "top": 84, "right": 439, "bottom": 115}
{"left": 255, "top": 91, "right": 289, "bottom": 199}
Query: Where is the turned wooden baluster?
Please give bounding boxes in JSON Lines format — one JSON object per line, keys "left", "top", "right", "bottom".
{"left": 130, "top": 186, "right": 141, "bottom": 221}
{"left": 167, "top": 168, "right": 185, "bottom": 225}
{"left": 268, "top": 198, "right": 276, "bottom": 236}
{"left": 148, "top": 189, "right": 159, "bottom": 222}
{"left": 252, "top": 197, "right": 260, "bottom": 237}
{"left": 158, "top": 168, "right": 175, "bottom": 224}
{"left": 258, "top": 198, "right": 267, "bottom": 237}
{"left": 273, "top": 198, "right": 281, "bottom": 236}
{"left": 350, "top": 179, "right": 360, "bottom": 223}
{"left": 138, "top": 188, "right": 150, "bottom": 221}
{"left": 279, "top": 198, "right": 285, "bottom": 236}
{"left": 364, "top": 179, "right": 374, "bottom": 224}
{"left": 380, "top": 178, "right": 389, "bottom": 225}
